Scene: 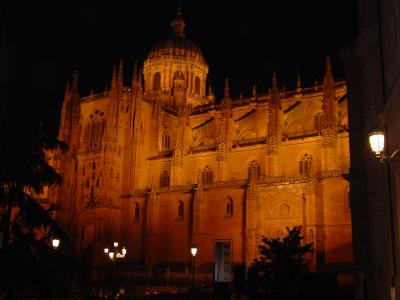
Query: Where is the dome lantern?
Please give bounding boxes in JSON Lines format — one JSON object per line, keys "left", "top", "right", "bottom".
{"left": 143, "top": 4, "right": 209, "bottom": 107}
{"left": 171, "top": 4, "right": 186, "bottom": 38}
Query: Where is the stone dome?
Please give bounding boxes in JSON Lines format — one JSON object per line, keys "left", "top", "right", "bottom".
{"left": 143, "top": 5, "right": 209, "bottom": 107}
{"left": 147, "top": 36, "right": 206, "bottom": 64}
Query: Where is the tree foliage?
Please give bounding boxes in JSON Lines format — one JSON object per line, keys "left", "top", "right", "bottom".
{"left": 0, "top": 125, "right": 66, "bottom": 246}
{"left": 251, "top": 225, "right": 313, "bottom": 299}
{"left": 0, "top": 121, "right": 68, "bottom": 296}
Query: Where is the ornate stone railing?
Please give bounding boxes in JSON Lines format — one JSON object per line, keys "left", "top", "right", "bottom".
{"left": 125, "top": 170, "right": 348, "bottom": 198}
{"left": 316, "top": 170, "right": 346, "bottom": 179}
{"left": 284, "top": 130, "right": 320, "bottom": 140}
{"left": 257, "top": 170, "right": 347, "bottom": 186}
{"left": 204, "top": 179, "right": 248, "bottom": 189}
{"left": 236, "top": 136, "right": 266, "bottom": 146}
{"left": 189, "top": 144, "right": 217, "bottom": 153}
{"left": 257, "top": 174, "right": 309, "bottom": 185}
{"left": 155, "top": 184, "right": 195, "bottom": 194}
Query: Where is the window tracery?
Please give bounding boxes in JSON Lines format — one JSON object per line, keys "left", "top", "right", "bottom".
{"left": 248, "top": 160, "right": 261, "bottom": 179}
{"left": 202, "top": 165, "right": 213, "bottom": 184}
{"left": 299, "top": 154, "right": 312, "bottom": 176}
{"left": 160, "top": 170, "right": 170, "bottom": 187}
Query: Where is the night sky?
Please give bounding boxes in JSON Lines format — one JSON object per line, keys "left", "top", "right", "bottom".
{"left": 3, "top": 0, "right": 357, "bottom": 137}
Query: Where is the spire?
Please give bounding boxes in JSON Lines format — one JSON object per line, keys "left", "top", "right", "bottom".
{"left": 72, "top": 70, "right": 78, "bottom": 91}
{"left": 325, "top": 56, "right": 332, "bottom": 76}
{"left": 137, "top": 68, "right": 144, "bottom": 96}
{"left": 252, "top": 84, "right": 257, "bottom": 99}
{"left": 133, "top": 60, "right": 138, "bottom": 81}
{"left": 223, "top": 78, "right": 230, "bottom": 100}
{"left": 322, "top": 56, "right": 337, "bottom": 147}
{"left": 272, "top": 71, "right": 278, "bottom": 91}
{"left": 117, "top": 59, "right": 124, "bottom": 89}
{"left": 296, "top": 73, "right": 302, "bottom": 93}
{"left": 71, "top": 70, "right": 79, "bottom": 98}
{"left": 323, "top": 56, "right": 335, "bottom": 96}
{"left": 314, "top": 79, "right": 319, "bottom": 91}
{"left": 64, "top": 80, "right": 70, "bottom": 100}
{"left": 271, "top": 71, "right": 280, "bottom": 108}
{"left": 111, "top": 65, "right": 117, "bottom": 89}
{"left": 207, "top": 83, "right": 215, "bottom": 103}
{"left": 171, "top": 3, "right": 186, "bottom": 38}
{"left": 132, "top": 60, "right": 138, "bottom": 91}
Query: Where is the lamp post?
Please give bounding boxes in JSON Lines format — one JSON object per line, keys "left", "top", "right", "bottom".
{"left": 104, "top": 242, "right": 127, "bottom": 295}
{"left": 191, "top": 244, "right": 198, "bottom": 291}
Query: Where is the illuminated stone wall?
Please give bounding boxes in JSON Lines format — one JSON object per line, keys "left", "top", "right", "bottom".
{"left": 49, "top": 8, "right": 352, "bottom": 285}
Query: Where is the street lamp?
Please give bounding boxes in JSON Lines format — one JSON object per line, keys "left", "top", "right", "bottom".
{"left": 368, "top": 129, "right": 399, "bottom": 296}
{"left": 52, "top": 238, "right": 60, "bottom": 250}
{"left": 368, "top": 130, "right": 400, "bottom": 163}
{"left": 104, "top": 241, "right": 127, "bottom": 261}
{"left": 104, "top": 242, "right": 127, "bottom": 295}
{"left": 191, "top": 244, "right": 197, "bottom": 291}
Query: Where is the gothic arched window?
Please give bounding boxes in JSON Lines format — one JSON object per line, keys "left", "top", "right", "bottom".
{"left": 226, "top": 197, "right": 233, "bottom": 216}
{"left": 178, "top": 201, "right": 184, "bottom": 218}
{"left": 160, "top": 170, "right": 170, "bottom": 187}
{"left": 161, "top": 130, "right": 171, "bottom": 150}
{"left": 247, "top": 160, "right": 261, "bottom": 179}
{"left": 202, "top": 165, "right": 213, "bottom": 185}
{"left": 299, "top": 154, "right": 312, "bottom": 176}
{"left": 194, "top": 76, "right": 200, "bottom": 95}
{"left": 153, "top": 72, "right": 161, "bottom": 91}
{"left": 173, "top": 71, "right": 185, "bottom": 89}
{"left": 314, "top": 113, "right": 324, "bottom": 132}
{"left": 134, "top": 202, "right": 140, "bottom": 222}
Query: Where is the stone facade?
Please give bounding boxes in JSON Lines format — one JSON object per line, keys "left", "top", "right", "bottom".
{"left": 343, "top": 0, "right": 400, "bottom": 299}
{"left": 48, "top": 8, "right": 352, "bottom": 284}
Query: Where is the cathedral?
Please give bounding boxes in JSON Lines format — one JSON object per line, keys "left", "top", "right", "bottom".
{"left": 48, "top": 6, "right": 352, "bottom": 284}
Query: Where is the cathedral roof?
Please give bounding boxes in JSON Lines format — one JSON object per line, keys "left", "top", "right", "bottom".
{"left": 146, "top": 5, "right": 206, "bottom": 64}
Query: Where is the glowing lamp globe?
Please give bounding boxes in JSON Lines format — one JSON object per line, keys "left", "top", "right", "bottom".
{"left": 109, "top": 252, "right": 114, "bottom": 259}
{"left": 113, "top": 242, "right": 119, "bottom": 247}
{"left": 104, "top": 248, "right": 109, "bottom": 254}
{"left": 191, "top": 244, "right": 198, "bottom": 257}
{"left": 52, "top": 238, "right": 60, "bottom": 249}
{"left": 369, "top": 131, "right": 385, "bottom": 156}
{"left": 122, "top": 247, "right": 127, "bottom": 256}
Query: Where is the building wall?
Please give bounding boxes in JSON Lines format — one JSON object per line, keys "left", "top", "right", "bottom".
{"left": 49, "top": 15, "right": 353, "bottom": 286}
{"left": 343, "top": 0, "right": 400, "bottom": 299}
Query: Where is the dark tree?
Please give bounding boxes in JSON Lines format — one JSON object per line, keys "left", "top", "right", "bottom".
{"left": 251, "top": 225, "right": 313, "bottom": 300}
{"left": 0, "top": 121, "right": 67, "bottom": 297}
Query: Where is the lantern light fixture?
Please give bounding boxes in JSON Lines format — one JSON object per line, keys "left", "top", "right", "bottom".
{"left": 368, "top": 130, "right": 400, "bottom": 163}
{"left": 52, "top": 238, "right": 60, "bottom": 249}
{"left": 191, "top": 244, "right": 198, "bottom": 257}
{"left": 104, "top": 241, "right": 126, "bottom": 261}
